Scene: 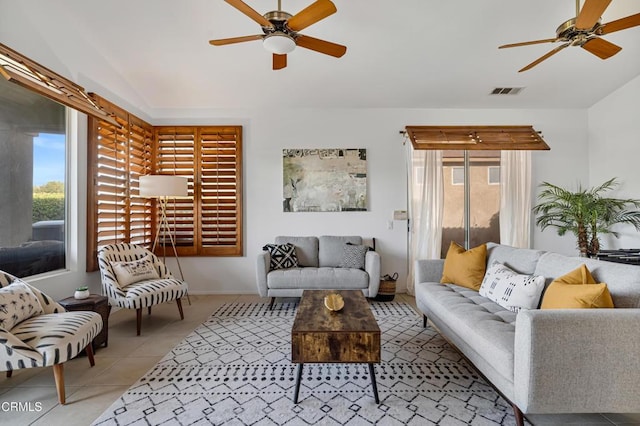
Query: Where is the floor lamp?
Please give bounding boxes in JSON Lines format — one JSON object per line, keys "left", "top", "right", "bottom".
{"left": 139, "top": 175, "right": 190, "bottom": 302}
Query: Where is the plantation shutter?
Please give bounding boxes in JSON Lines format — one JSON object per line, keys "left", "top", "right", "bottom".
{"left": 154, "top": 126, "right": 243, "bottom": 256}
{"left": 87, "top": 97, "right": 153, "bottom": 271}
{"left": 200, "top": 127, "right": 243, "bottom": 255}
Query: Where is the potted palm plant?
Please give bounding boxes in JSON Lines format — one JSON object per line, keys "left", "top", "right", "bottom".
{"left": 533, "top": 178, "right": 640, "bottom": 257}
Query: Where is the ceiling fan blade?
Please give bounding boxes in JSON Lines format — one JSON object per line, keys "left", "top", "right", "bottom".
{"left": 518, "top": 43, "right": 570, "bottom": 72}
{"left": 209, "top": 35, "right": 263, "bottom": 46}
{"left": 273, "top": 54, "right": 287, "bottom": 70}
{"left": 581, "top": 37, "right": 622, "bottom": 59}
{"left": 600, "top": 12, "right": 640, "bottom": 34}
{"left": 296, "top": 34, "right": 346, "bottom": 57}
{"left": 287, "top": 0, "right": 337, "bottom": 32}
{"left": 499, "top": 38, "right": 558, "bottom": 49}
{"left": 575, "top": 0, "right": 612, "bottom": 30}
{"left": 224, "top": 0, "right": 273, "bottom": 28}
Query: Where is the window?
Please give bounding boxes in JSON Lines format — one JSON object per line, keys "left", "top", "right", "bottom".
{"left": 155, "top": 126, "right": 243, "bottom": 256}
{"left": 441, "top": 151, "right": 500, "bottom": 255}
{"left": 488, "top": 166, "right": 500, "bottom": 185}
{"left": 87, "top": 112, "right": 243, "bottom": 270}
{"left": 0, "top": 76, "right": 67, "bottom": 277}
{"left": 86, "top": 96, "right": 154, "bottom": 271}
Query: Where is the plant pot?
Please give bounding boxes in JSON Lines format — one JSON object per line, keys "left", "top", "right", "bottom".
{"left": 74, "top": 289, "right": 90, "bottom": 299}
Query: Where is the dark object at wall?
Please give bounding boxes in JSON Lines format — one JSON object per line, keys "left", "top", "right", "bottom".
{"left": 595, "top": 249, "right": 640, "bottom": 266}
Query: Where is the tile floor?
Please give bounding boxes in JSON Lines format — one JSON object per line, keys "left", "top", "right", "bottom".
{"left": 0, "top": 293, "right": 638, "bottom": 425}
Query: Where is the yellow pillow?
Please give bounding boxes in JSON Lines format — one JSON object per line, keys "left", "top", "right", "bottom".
{"left": 440, "top": 242, "right": 487, "bottom": 291}
{"left": 541, "top": 264, "right": 614, "bottom": 309}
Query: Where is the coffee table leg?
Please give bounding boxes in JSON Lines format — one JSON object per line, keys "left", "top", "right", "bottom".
{"left": 368, "top": 363, "right": 380, "bottom": 404}
{"left": 293, "top": 363, "right": 304, "bottom": 403}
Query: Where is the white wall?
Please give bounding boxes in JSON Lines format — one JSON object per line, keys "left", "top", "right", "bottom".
{"left": 147, "top": 107, "right": 588, "bottom": 294}
{"left": 588, "top": 74, "right": 640, "bottom": 249}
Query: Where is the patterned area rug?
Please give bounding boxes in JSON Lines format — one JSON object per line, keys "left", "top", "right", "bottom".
{"left": 92, "top": 302, "right": 526, "bottom": 425}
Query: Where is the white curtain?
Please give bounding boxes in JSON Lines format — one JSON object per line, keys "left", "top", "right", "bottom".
{"left": 406, "top": 146, "right": 444, "bottom": 295}
{"left": 499, "top": 150, "right": 532, "bottom": 248}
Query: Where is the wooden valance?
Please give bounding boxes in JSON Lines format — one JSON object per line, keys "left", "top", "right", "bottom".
{"left": 405, "top": 125, "right": 550, "bottom": 150}
{"left": 0, "top": 43, "right": 120, "bottom": 127}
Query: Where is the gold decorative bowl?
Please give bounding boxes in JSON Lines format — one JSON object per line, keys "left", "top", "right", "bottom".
{"left": 324, "top": 293, "right": 345, "bottom": 312}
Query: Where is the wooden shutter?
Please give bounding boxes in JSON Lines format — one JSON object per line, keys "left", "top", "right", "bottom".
{"left": 200, "top": 127, "right": 242, "bottom": 255}
{"left": 154, "top": 126, "right": 243, "bottom": 256}
{"left": 154, "top": 127, "right": 198, "bottom": 255}
{"left": 87, "top": 97, "right": 153, "bottom": 271}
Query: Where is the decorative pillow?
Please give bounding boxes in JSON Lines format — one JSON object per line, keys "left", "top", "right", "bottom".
{"left": 479, "top": 261, "right": 546, "bottom": 313}
{"left": 541, "top": 264, "right": 614, "bottom": 309}
{"left": 0, "top": 282, "right": 45, "bottom": 330}
{"left": 440, "top": 242, "right": 487, "bottom": 291}
{"left": 262, "top": 243, "right": 299, "bottom": 270}
{"left": 339, "top": 244, "right": 369, "bottom": 269}
{"left": 111, "top": 254, "right": 160, "bottom": 288}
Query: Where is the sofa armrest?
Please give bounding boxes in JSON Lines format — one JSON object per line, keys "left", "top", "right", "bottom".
{"left": 414, "top": 259, "right": 445, "bottom": 286}
{"left": 364, "top": 250, "right": 381, "bottom": 297}
{"left": 514, "top": 308, "right": 640, "bottom": 413}
{"left": 256, "top": 251, "right": 270, "bottom": 297}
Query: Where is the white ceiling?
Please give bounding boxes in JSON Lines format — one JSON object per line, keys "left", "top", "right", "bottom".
{"left": 3, "top": 0, "right": 640, "bottom": 113}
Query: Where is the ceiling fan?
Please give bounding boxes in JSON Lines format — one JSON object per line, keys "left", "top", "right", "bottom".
{"left": 209, "top": 0, "right": 346, "bottom": 70}
{"left": 499, "top": 0, "right": 640, "bottom": 72}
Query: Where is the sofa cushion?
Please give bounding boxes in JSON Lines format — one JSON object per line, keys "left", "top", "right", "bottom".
{"left": 275, "top": 236, "right": 319, "bottom": 267}
{"left": 541, "top": 264, "right": 614, "bottom": 309}
{"left": 440, "top": 242, "right": 487, "bottom": 291}
{"left": 0, "top": 282, "right": 44, "bottom": 330}
{"left": 267, "top": 267, "right": 368, "bottom": 290}
{"left": 479, "top": 261, "right": 545, "bottom": 312}
{"left": 416, "top": 281, "right": 517, "bottom": 384}
{"left": 486, "top": 242, "right": 545, "bottom": 275}
{"left": 339, "top": 244, "right": 368, "bottom": 269}
{"left": 262, "top": 243, "right": 299, "bottom": 270}
{"left": 534, "top": 252, "right": 640, "bottom": 308}
{"left": 319, "top": 236, "right": 362, "bottom": 267}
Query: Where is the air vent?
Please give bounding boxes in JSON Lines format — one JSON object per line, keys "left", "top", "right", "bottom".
{"left": 490, "top": 87, "right": 524, "bottom": 95}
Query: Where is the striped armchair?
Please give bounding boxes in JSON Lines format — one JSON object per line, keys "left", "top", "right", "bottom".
{"left": 0, "top": 271, "right": 103, "bottom": 404}
{"left": 97, "top": 243, "right": 188, "bottom": 336}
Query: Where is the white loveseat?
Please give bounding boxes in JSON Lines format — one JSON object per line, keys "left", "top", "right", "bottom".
{"left": 256, "top": 235, "right": 380, "bottom": 308}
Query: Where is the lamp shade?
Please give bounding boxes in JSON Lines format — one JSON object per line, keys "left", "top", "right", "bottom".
{"left": 263, "top": 32, "right": 296, "bottom": 54}
{"left": 139, "top": 175, "right": 188, "bottom": 198}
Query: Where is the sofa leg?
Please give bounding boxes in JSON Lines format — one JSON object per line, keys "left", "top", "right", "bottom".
{"left": 512, "top": 403, "right": 524, "bottom": 426}
{"left": 269, "top": 297, "right": 276, "bottom": 310}
{"left": 423, "top": 314, "right": 428, "bottom": 328}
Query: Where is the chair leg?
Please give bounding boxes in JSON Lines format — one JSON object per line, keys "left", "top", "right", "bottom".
{"left": 136, "top": 308, "right": 142, "bottom": 336}
{"left": 85, "top": 343, "right": 96, "bottom": 367}
{"left": 423, "top": 314, "right": 428, "bottom": 328}
{"left": 6, "top": 371, "right": 12, "bottom": 378}
{"left": 53, "top": 364, "right": 65, "bottom": 404}
{"left": 148, "top": 306, "right": 152, "bottom": 315}
{"left": 512, "top": 403, "right": 524, "bottom": 426}
{"left": 176, "top": 298, "right": 184, "bottom": 320}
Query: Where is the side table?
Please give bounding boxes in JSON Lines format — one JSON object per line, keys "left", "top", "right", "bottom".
{"left": 58, "top": 294, "right": 111, "bottom": 350}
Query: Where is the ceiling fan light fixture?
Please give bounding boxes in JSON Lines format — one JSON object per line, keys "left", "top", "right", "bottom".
{"left": 263, "top": 31, "right": 296, "bottom": 54}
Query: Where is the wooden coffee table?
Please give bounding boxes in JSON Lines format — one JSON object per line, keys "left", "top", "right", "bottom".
{"left": 291, "top": 290, "right": 381, "bottom": 403}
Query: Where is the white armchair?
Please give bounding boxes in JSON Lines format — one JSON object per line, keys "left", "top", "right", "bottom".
{"left": 97, "top": 243, "right": 188, "bottom": 335}
{"left": 0, "top": 271, "right": 103, "bottom": 404}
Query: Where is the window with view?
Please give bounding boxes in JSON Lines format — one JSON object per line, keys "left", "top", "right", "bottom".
{"left": 0, "top": 76, "right": 67, "bottom": 277}
{"left": 441, "top": 150, "right": 500, "bottom": 256}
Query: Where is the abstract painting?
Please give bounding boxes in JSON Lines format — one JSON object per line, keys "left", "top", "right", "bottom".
{"left": 283, "top": 149, "right": 367, "bottom": 212}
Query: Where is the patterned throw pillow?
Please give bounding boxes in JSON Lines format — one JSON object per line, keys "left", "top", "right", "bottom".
{"left": 339, "top": 244, "right": 369, "bottom": 270}
{"left": 0, "top": 282, "right": 45, "bottom": 330}
{"left": 111, "top": 254, "right": 160, "bottom": 288}
{"left": 479, "top": 261, "right": 545, "bottom": 313}
{"left": 262, "top": 243, "right": 299, "bottom": 270}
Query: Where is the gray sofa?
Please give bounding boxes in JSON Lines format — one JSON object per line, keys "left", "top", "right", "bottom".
{"left": 257, "top": 235, "right": 380, "bottom": 307}
{"left": 415, "top": 242, "right": 640, "bottom": 425}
